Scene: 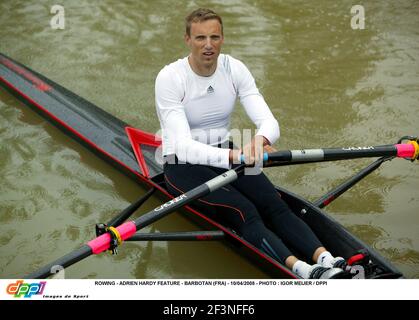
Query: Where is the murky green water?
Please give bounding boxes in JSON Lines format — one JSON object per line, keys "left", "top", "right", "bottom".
{"left": 1, "top": 0, "right": 418, "bottom": 278}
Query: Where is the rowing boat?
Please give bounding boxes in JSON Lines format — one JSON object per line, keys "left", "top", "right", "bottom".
{"left": 0, "top": 52, "right": 405, "bottom": 279}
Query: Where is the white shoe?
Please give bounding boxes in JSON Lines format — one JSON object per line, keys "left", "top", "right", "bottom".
{"left": 331, "top": 257, "right": 348, "bottom": 270}
{"left": 308, "top": 264, "right": 350, "bottom": 279}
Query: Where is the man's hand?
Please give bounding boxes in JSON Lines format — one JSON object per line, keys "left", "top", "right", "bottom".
{"left": 241, "top": 135, "right": 271, "bottom": 165}
{"left": 230, "top": 136, "right": 276, "bottom": 165}
{"left": 263, "top": 144, "right": 277, "bottom": 165}
{"left": 263, "top": 144, "right": 276, "bottom": 154}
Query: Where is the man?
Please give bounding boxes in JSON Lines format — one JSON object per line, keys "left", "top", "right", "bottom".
{"left": 155, "top": 8, "right": 348, "bottom": 279}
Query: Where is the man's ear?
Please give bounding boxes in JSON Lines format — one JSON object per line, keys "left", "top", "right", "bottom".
{"left": 184, "top": 34, "right": 191, "bottom": 47}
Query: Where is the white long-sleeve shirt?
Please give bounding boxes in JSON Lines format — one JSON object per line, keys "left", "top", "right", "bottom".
{"left": 155, "top": 54, "right": 279, "bottom": 169}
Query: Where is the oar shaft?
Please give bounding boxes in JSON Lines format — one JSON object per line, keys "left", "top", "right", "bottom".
{"left": 266, "top": 143, "right": 418, "bottom": 164}
{"left": 25, "top": 245, "right": 92, "bottom": 279}
{"left": 268, "top": 145, "right": 397, "bottom": 163}
{"left": 133, "top": 166, "right": 242, "bottom": 230}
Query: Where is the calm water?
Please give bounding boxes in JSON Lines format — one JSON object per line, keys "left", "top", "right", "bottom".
{"left": 1, "top": 0, "right": 418, "bottom": 278}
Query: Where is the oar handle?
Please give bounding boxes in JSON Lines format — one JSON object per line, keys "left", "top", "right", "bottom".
{"left": 239, "top": 153, "right": 269, "bottom": 163}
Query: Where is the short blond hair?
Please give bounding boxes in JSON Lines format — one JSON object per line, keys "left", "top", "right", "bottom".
{"left": 185, "top": 8, "right": 223, "bottom": 36}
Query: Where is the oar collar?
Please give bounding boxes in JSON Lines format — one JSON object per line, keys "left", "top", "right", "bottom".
{"left": 407, "top": 140, "right": 419, "bottom": 161}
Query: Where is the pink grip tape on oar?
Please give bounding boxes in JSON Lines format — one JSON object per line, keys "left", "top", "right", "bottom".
{"left": 396, "top": 142, "right": 419, "bottom": 159}
{"left": 396, "top": 144, "right": 414, "bottom": 158}
{"left": 88, "top": 222, "right": 137, "bottom": 254}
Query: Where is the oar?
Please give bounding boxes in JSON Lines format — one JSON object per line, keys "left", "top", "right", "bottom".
{"left": 262, "top": 140, "right": 418, "bottom": 166}
{"left": 24, "top": 164, "right": 246, "bottom": 279}
{"left": 127, "top": 230, "right": 225, "bottom": 242}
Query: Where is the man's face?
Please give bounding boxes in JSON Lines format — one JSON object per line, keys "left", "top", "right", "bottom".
{"left": 185, "top": 19, "right": 224, "bottom": 71}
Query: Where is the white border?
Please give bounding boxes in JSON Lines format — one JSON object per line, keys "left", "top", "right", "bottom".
{"left": 1, "top": 279, "right": 419, "bottom": 300}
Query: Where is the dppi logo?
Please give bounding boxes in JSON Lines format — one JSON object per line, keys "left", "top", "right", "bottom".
{"left": 6, "top": 280, "right": 46, "bottom": 298}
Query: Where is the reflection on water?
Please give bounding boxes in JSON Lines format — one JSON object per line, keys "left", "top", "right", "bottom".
{"left": 1, "top": 0, "right": 418, "bottom": 278}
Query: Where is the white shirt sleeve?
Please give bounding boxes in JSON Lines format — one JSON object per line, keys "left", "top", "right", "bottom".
{"left": 230, "top": 57, "right": 280, "bottom": 145}
{"left": 155, "top": 67, "right": 231, "bottom": 168}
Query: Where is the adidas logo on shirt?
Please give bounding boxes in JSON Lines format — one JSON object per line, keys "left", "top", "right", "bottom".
{"left": 207, "top": 86, "right": 214, "bottom": 94}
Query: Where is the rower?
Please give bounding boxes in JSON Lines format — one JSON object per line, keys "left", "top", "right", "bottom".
{"left": 155, "top": 8, "right": 348, "bottom": 279}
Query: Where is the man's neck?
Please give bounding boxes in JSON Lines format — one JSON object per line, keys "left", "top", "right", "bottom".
{"left": 188, "top": 56, "right": 217, "bottom": 77}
